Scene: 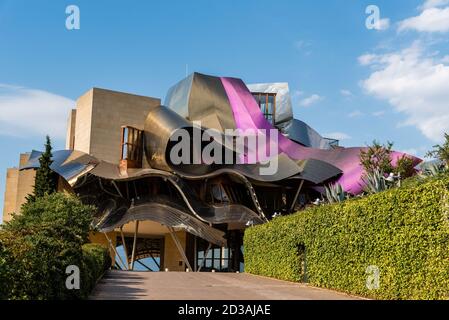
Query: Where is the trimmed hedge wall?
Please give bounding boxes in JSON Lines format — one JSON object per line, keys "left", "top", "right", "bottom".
{"left": 244, "top": 176, "right": 449, "bottom": 300}
{"left": 81, "top": 243, "right": 112, "bottom": 297}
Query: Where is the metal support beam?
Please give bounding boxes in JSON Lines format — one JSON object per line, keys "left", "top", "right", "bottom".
{"left": 149, "top": 252, "right": 160, "bottom": 269}
{"left": 136, "top": 260, "right": 153, "bottom": 271}
{"left": 104, "top": 232, "right": 127, "bottom": 270}
{"left": 111, "top": 181, "right": 123, "bottom": 198}
{"left": 290, "top": 180, "right": 304, "bottom": 212}
{"left": 120, "top": 226, "right": 130, "bottom": 269}
{"left": 194, "top": 236, "right": 197, "bottom": 272}
{"left": 197, "top": 243, "right": 212, "bottom": 272}
{"left": 130, "top": 220, "right": 140, "bottom": 270}
{"left": 168, "top": 227, "right": 193, "bottom": 272}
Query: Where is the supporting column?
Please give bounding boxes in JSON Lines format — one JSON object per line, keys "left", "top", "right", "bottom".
{"left": 197, "top": 243, "right": 212, "bottom": 272}
{"left": 194, "top": 236, "right": 197, "bottom": 272}
{"left": 167, "top": 227, "right": 193, "bottom": 272}
{"left": 104, "top": 232, "right": 127, "bottom": 270}
{"left": 290, "top": 180, "right": 304, "bottom": 212}
{"left": 120, "top": 226, "right": 130, "bottom": 269}
{"left": 130, "top": 220, "right": 140, "bottom": 270}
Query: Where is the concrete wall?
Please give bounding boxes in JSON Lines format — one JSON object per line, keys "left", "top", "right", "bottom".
{"left": 73, "top": 88, "right": 160, "bottom": 165}
{"left": 15, "top": 154, "right": 36, "bottom": 213}
{"left": 2, "top": 153, "right": 35, "bottom": 223}
{"left": 2, "top": 168, "right": 18, "bottom": 223}
{"left": 163, "top": 231, "right": 188, "bottom": 271}
{"left": 73, "top": 89, "right": 94, "bottom": 155}
{"left": 65, "top": 109, "right": 77, "bottom": 150}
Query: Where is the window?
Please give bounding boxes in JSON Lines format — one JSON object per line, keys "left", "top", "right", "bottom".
{"left": 252, "top": 92, "right": 276, "bottom": 124}
{"left": 121, "top": 126, "right": 143, "bottom": 168}
{"left": 197, "top": 241, "right": 231, "bottom": 272}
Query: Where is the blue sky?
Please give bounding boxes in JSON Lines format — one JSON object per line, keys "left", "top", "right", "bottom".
{"left": 1, "top": 0, "right": 449, "bottom": 222}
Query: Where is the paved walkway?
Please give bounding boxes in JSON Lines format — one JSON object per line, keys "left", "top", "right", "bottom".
{"left": 90, "top": 271, "right": 360, "bottom": 300}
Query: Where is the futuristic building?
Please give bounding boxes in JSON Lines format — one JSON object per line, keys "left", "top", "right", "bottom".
{"left": 2, "top": 72, "right": 421, "bottom": 272}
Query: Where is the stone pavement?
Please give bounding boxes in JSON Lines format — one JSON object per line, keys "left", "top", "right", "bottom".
{"left": 90, "top": 270, "right": 361, "bottom": 300}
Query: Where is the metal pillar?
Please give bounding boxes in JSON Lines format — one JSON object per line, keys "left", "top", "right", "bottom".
{"left": 120, "top": 226, "right": 130, "bottom": 269}
{"left": 111, "top": 181, "right": 123, "bottom": 197}
{"left": 104, "top": 232, "right": 127, "bottom": 270}
{"left": 130, "top": 220, "right": 140, "bottom": 270}
{"left": 197, "top": 243, "right": 212, "bottom": 272}
{"left": 167, "top": 227, "right": 193, "bottom": 272}
{"left": 194, "top": 236, "right": 197, "bottom": 272}
{"left": 290, "top": 180, "right": 304, "bottom": 212}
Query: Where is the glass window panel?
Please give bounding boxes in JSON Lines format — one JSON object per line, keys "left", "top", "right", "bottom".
{"left": 206, "top": 250, "right": 212, "bottom": 259}
{"left": 213, "top": 260, "right": 220, "bottom": 270}
{"left": 122, "top": 144, "right": 128, "bottom": 160}
{"left": 221, "top": 259, "right": 228, "bottom": 269}
{"left": 267, "top": 102, "right": 273, "bottom": 115}
{"left": 198, "top": 251, "right": 204, "bottom": 259}
{"left": 206, "top": 259, "right": 212, "bottom": 268}
{"left": 123, "top": 128, "right": 129, "bottom": 142}
{"left": 260, "top": 98, "right": 266, "bottom": 112}
{"left": 213, "top": 248, "right": 221, "bottom": 258}
{"left": 222, "top": 248, "right": 229, "bottom": 259}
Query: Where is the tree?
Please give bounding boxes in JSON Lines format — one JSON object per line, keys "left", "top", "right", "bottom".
{"left": 426, "top": 133, "right": 449, "bottom": 169}
{"left": 360, "top": 140, "right": 394, "bottom": 175}
{"left": 26, "top": 135, "right": 58, "bottom": 203}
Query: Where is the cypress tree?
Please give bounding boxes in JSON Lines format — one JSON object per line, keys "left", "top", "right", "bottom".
{"left": 27, "top": 135, "right": 58, "bottom": 203}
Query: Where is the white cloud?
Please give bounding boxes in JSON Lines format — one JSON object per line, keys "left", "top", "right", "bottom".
{"left": 340, "top": 89, "right": 354, "bottom": 97}
{"left": 324, "top": 132, "right": 352, "bottom": 140}
{"left": 398, "top": 6, "right": 449, "bottom": 33}
{"left": 0, "top": 84, "right": 75, "bottom": 140}
{"left": 348, "top": 110, "right": 364, "bottom": 118}
{"left": 372, "top": 110, "right": 386, "bottom": 117}
{"left": 359, "top": 41, "right": 449, "bottom": 142}
{"left": 294, "top": 40, "right": 312, "bottom": 55}
{"left": 358, "top": 54, "right": 379, "bottom": 66}
{"left": 292, "top": 90, "right": 304, "bottom": 98}
{"left": 299, "top": 94, "right": 323, "bottom": 107}
{"left": 419, "top": 0, "right": 449, "bottom": 10}
{"left": 373, "top": 18, "right": 390, "bottom": 31}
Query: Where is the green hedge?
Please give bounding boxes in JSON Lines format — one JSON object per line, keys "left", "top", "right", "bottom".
{"left": 81, "top": 243, "right": 112, "bottom": 297}
{"left": 0, "top": 193, "right": 111, "bottom": 300}
{"left": 244, "top": 176, "right": 449, "bottom": 300}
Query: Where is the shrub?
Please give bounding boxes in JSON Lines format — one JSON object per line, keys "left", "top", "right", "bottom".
{"left": 361, "top": 169, "right": 389, "bottom": 194}
{"left": 360, "top": 140, "right": 394, "bottom": 175}
{"left": 324, "top": 183, "right": 346, "bottom": 204}
{"left": 81, "top": 243, "right": 112, "bottom": 297}
{"left": 0, "top": 193, "right": 110, "bottom": 300}
{"left": 0, "top": 243, "right": 11, "bottom": 299}
{"left": 244, "top": 176, "right": 449, "bottom": 300}
{"left": 395, "top": 154, "right": 416, "bottom": 178}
